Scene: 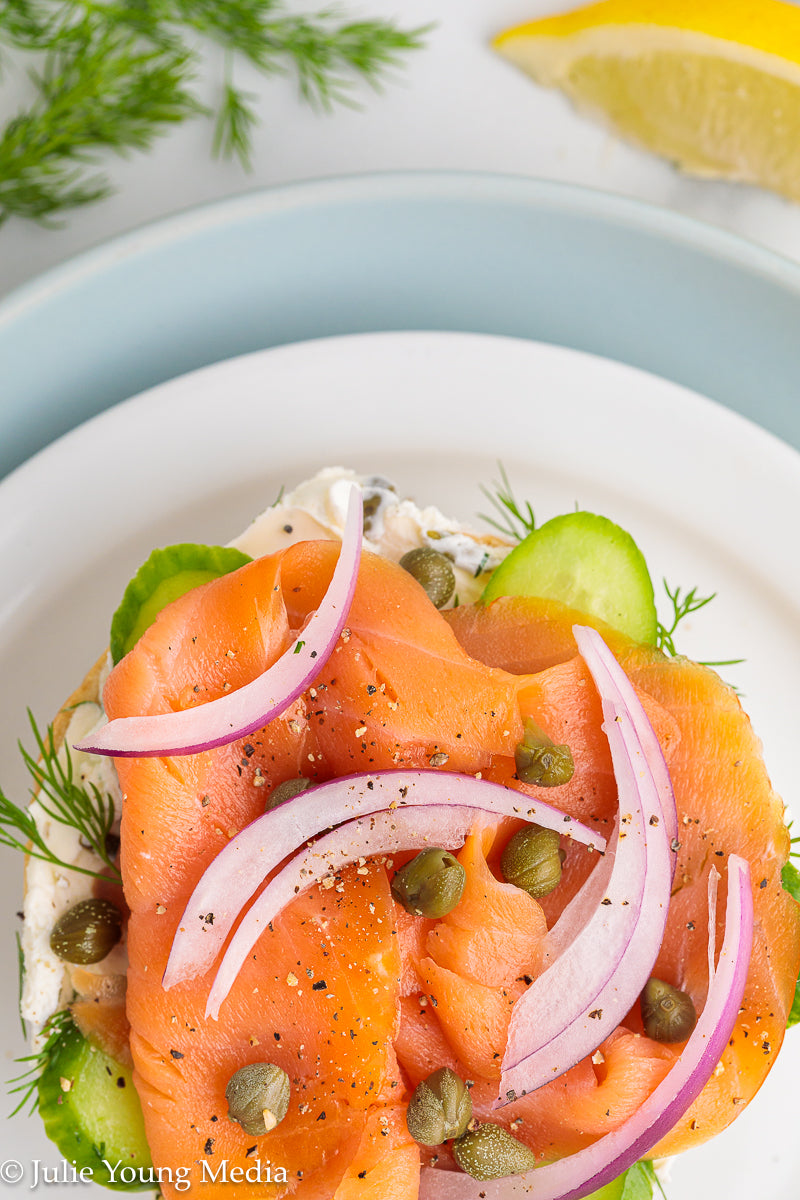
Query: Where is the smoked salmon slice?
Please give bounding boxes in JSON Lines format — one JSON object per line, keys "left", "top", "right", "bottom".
{"left": 106, "top": 545, "right": 566, "bottom": 1196}
{"left": 445, "top": 593, "right": 800, "bottom": 1155}
{"left": 103, "top": 547, "right": 800, "bottom": 1194}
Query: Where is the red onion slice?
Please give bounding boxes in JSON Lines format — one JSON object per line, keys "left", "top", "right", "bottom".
{"left": 576, "top": 626, "right": 679, "bottom": 862}
{"left": 541, "top": 834, "right": 616, "bottom": 964}
{"left": 419, "top": 855, "right": 753, "bottom": 1200}
{"left": 498, "top": 626, "right": 673, "bottom": 1103}
{"left": 537, "top": 626, "right": 679, "bottom": 967}
{"left": 163, "top": 769, "right": 605, "bottom": 991}
{"left": 74, "top": 485, "right": 363, "bottom": 758}
{"left": 205, "top": 804, "right": 478, "bottom": 1019}
{"left": 707, "top": 865, "right": 720, "bottom": 983}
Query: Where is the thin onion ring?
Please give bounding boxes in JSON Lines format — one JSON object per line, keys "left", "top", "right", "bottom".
{"left": 163, "top": 770, "right": 605, "bottom": 992}
{"left": 75, "top": 484, "right": 363, "bottom": 757}
{"left": 205, "top": 804, "right": 480, "bottom": 1019}
{"left": 420, "top": 855, "right": 753, "bottom": 1199}
{"left": 498, "top": 626, "right": 673, "bottom": 1102}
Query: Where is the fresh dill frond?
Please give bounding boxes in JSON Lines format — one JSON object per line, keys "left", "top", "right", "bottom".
{"left": 170, "top": 1, "right": 431, "bottom": 101}
{"left": 655, "top": 580, "right": 717, "bottom": 656}
{"left": 0, "top": 0, "right": 54, "bottom": 48}
{"left": 0, "top": 0, "right": 430, "bottom": 225}
{"left": 0, "top": 14, "right": 201, "bottom": 226}
{"left": 212, "top": 69, "right": 259, "bottom": 167}
{"left": 697, "top": 657, "right": 746, "bottom": 668}
{"left": 15, "top": 930, "right": 26, "bottom": 1039}
{"left": 267, "top": 16, "right": 432, "bottom": 110}
{"left": 7, "top": 1008, "right": 70, "bottom": 1117}
{"left": 0, "top": 712, "right": 120, "bottom": 884}
{"left": 479, "top": 463, "right": 536, "bottom": 542}
{"left": 788, "top": 820, "right": 800, "bottom": 861}
{"left": 656, "top": 580, "right": 744, "bottom": 685}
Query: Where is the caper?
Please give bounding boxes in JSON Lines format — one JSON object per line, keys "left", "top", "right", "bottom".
{"left": 391, "top": 847, "right": 466, "bottom": 918}
{"left": 265, "top": 776, "right": 311, "bottom": 811}
{"left": 641, "top": 978, "right": 698, "bottom": 1043}
{"left": 453, "top": 1123, "right": 537, "bottom": 1181}
{"left": 406, "top": 1067, "right": 472, "bottom": 1146}
{"left": 501, "top": 825, "right": 563, "bottom": 899}
{"left": 361, "top": 481, "right": 394, "bottom": 534}
{"left": 49, "top": 898, "right": 122, "bottom": 965}
{"left": 399, "top": 547, "right": 456, "bottom": 609}
{"left": 514, "top": 717, "right": 574, "bottom": 787}
{"left": 225, "top": 1062, "right": 290, "bottom": 1135}
{"left": 362, "top": 491, "right": 383, "bottom": 532}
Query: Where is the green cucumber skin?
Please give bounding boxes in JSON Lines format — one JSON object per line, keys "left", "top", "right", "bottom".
{"left": 38, "top": 1018, "right": 152, "bottom": 1191}
{"left": 481, "top": 512, "right": 658, "bottom": 645}
{"left": 110, "top": 543, "right": 252, "bottom": 663}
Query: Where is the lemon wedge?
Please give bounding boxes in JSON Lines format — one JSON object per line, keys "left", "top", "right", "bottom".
{"left": 494, "top": 0, "right": 800, "bottom": 200}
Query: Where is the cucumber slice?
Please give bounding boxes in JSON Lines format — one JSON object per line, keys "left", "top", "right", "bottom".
{"left": 481, "top": 512, "right": 657, "bottom": 645}
{"left": 582, "top": 1161, "right": 660, "bottom": 1200}
{"left": 38, "top": 1016, "right": 152, "bottom": 1190}
{"left": 110, "top": 543, "right": 252, "bottom": 663}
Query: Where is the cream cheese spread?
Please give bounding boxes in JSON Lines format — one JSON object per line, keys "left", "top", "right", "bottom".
{"left": 232, "top": 467, "right": 512, "bottom": 606}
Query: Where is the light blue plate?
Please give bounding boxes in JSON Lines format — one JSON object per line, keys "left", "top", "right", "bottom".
{"left": 2, "top": 171, "right": 800, "bottom": 479}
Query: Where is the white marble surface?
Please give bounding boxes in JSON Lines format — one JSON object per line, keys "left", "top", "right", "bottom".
{"left": 4, "top": 0, "right": 800, "bottom": 301}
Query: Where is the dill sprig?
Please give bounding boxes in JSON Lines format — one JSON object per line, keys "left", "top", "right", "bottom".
{"left": 655, "top": 581, "right": 717, "bottom": 656}
{"left": 479, "top": 464, "right": 536, "bottom": 542}
{"left": 213, "top": 73, "right": 259, "bottom": 166}
{"left": 263, "top": 15, "right": 427, "bottom": 109}
{"left": 0, "top": 14, "right": 202, "bottom": 225}
{"left": 787, "top": 817, "right": 800, "bottom": 861}
{"left": 656, "top": 580, "right": 744, "bottom": 676}
{"left": 0, "top": 711, "right": 120, "bottom": 884}
{"left": 15, "top": 930, "right": 26, "bottom": 1039}
{"left": 7, "top": 1008, "right": 71, "bottom": 1117}
{"left": 0, "top": 0, "right": 430, "bottom": 225}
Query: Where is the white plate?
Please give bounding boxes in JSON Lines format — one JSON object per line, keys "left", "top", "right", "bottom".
{"left": 1, "top": 331, "right": 799, "bottom": 1199}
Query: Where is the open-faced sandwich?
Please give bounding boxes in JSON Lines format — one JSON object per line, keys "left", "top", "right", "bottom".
{"left": 8, "top": 467, "right": 800, "bottom": 1198}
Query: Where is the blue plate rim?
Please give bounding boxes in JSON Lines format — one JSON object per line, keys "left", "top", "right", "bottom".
{"left": 4, "top": 169, "right": 800, "bottom": 329}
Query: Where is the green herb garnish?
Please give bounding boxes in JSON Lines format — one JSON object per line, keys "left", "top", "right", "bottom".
{"left": 478, "top": 463, "right": 536, "bottom": 542}
{"left": 621, "top": 1161, "right": 666, "bottom": 1200}
{"left": 7, "top": 1008, "right": 71, "bottom": 1117}
{"left": 0, "top": 1, "right": 429, "bottom": 226}
{"left": 212, "top": 62, "right": 259, "bottom": 164}
{"left": 655, "top": 580, "right": 744, "bottom": 675}
{"left": 15, "top": 930, "right": 26, "bottom": 1040}
{"left": 0, "top": 712, "right": 120, "bottom": 884}
{"left": 584, "top": 1160, "right": 666, "bottom": 1200}
{"left": 655, "top": 581, "right": 716, "bottom": 655}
